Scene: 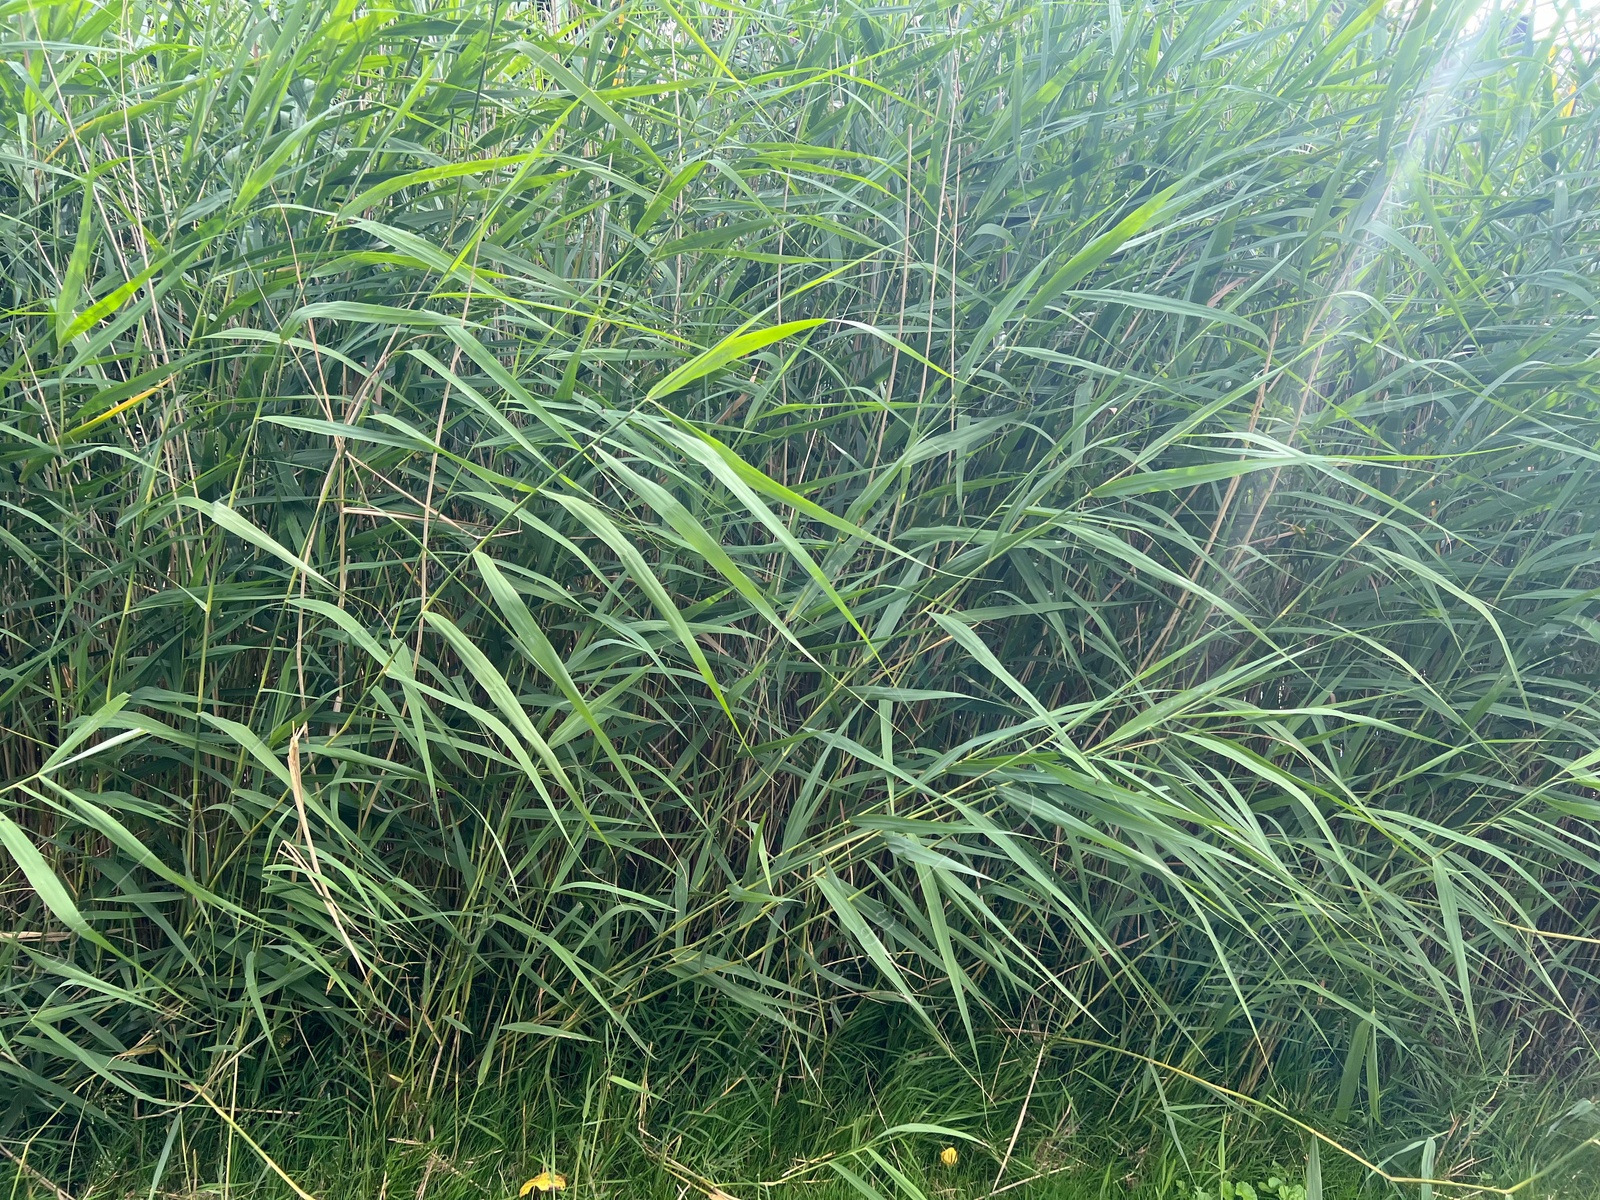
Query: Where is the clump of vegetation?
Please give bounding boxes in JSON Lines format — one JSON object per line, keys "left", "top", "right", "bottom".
{"left": 2, "top": 0, "right": 1598, "bottom": 1195}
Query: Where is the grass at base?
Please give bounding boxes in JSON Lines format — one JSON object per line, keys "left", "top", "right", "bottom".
{"left": 12, "top": 1030, "right": 1600, "bottom": 1200}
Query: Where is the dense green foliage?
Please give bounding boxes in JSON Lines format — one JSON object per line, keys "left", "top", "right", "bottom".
{"left": 2, "top": 0, "right": 1599, "bottom": 1191}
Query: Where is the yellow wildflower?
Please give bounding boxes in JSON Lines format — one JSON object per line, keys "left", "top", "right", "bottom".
{"left": 520, "top": 1172, "right": 568, "bottom": 1196}
{"left": 939, "top": 1147, "right": 959, "bottom": 1168}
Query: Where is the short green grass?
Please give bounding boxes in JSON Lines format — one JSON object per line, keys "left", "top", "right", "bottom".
{"left": 3, "top": 0, "right": 1600, "bottom": 1195}
{"left": 21, "top": 1025, "right": 1600, "bottom": 1200}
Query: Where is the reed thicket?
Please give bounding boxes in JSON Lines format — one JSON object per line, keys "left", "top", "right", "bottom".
{"left": 1, "top": 0, "right": 1598, "bottom": 1191}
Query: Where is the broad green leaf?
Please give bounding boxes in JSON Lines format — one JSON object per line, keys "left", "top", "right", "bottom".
{"left": 646, "top": 319, "right": 826, "bottom": 402}
{"left": 176, "top": 497, "right": 330, "bottom": 586}
{"left": 1024, "top": 185, "right": 1178, "bottom": 318}
{"left": 0, "top": 813, "right": 113, "bottom": 951}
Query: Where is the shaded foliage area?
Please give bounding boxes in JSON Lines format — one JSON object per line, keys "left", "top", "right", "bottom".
{"left": 1, "top": 0, "right": 1597, "bottom": 1171}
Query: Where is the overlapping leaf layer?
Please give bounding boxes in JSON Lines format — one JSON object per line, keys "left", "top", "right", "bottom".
{"left": 2, "top": 0, "right": 1597, "bottom": 1137}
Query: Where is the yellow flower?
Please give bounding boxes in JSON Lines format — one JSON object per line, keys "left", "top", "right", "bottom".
{"left": 520, "top": 1172, "right": 568, "bottom": 1196}
{"left": 939, "top": 1147, "right": 959, "bottom": 1168}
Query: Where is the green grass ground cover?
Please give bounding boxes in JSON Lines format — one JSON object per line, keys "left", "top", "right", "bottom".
{"left": 15, "top": 1027, "right": 1600, "bottom": 1200}
{"left": 2, "top": 0, "right": 1600, "bottom": 1194}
